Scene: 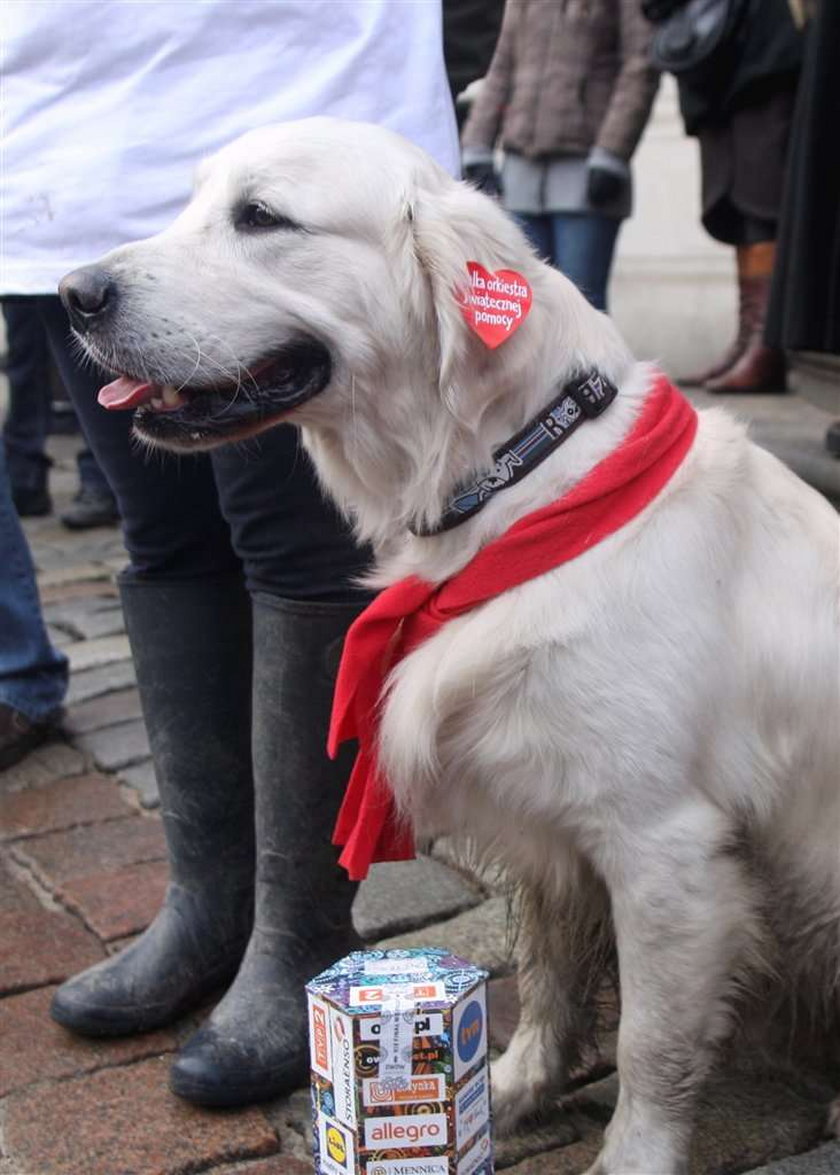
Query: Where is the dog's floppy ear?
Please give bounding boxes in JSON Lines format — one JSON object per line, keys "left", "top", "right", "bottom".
{"left": 409, "top": 177, "right": 534, "bottom": 413}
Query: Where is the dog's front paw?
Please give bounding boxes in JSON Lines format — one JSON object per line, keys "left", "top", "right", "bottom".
{"left": 491, "top": 1053, "right": 544, "bottom": 1135}
{"left": 828, "top": 1096, "right": 840, "bottom": 1138}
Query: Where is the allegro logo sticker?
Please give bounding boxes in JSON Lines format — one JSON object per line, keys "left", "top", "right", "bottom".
{"left": 363, "top": 1112, "right": 448, "bottom": 1150}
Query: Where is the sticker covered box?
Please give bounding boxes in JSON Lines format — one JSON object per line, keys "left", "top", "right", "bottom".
{"left": 306, "top": 948, "right": 493, "bottom": 1175}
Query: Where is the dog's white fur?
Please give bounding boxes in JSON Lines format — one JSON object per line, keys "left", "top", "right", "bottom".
{"left": 81, "top": 119, "right": 840, "bottom": 1173}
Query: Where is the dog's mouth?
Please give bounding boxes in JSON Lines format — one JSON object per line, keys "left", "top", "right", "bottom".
{"left": 97, "top": 338, "right": 332, "bottom": 450}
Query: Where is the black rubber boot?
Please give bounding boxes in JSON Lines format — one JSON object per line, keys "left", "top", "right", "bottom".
{"left": 51, "top": 575, "right": 255, "bottom": 1036}
{"left": 170, "top": 595, "right": 364, "bottom": 1106}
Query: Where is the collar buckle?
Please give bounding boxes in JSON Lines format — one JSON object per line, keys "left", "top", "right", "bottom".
{"left": 567, "top": 370, "right": 618, "bottom": 419}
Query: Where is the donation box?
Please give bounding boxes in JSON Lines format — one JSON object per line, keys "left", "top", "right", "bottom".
{"left": 307, "top": 948, "right": 494, "bottom": 1175}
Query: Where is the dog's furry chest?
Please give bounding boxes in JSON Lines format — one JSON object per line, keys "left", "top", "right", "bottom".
{"left": 374, "top": 565, "right": 671, "bottom": 847}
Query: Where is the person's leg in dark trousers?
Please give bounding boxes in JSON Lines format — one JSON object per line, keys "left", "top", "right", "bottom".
{"left": 1, "top": 297, "right": 53, "bottom": 516}
{"left": 171, "top": 426, "right": 371, "bottom": 1106}
{"left": 51, "top": 336, "right": 372, "bottom": 1104}
{"left": 50, "top": 315, "right": 257, "bottom": 1036}
{"left": 34, "top": 296, "right": 120, "bottom": 528}
{"left": 551, "top": 212, "right": 621, "bottom": 313}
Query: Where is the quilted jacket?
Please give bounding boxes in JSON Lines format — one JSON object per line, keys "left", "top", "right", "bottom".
{"left": 461, "top": 0, "right": 659, "bottom": 163}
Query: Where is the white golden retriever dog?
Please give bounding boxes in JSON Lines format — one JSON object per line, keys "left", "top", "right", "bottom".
{"left": 61, "top": 119, "right": 839, "bottom": 1173}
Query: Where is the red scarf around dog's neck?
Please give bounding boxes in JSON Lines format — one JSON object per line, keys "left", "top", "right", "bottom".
{"left": 328, "top": 374, "right": 698, "bottom": 880}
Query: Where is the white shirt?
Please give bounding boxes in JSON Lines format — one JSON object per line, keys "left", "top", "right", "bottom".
{"left": 1, "top": 0, "right": 458, "bottom": 294}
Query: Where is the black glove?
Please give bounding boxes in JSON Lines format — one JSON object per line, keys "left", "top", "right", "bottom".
{"left": 586, "top": 165, "right": 627, "bottom": 207}
{"left": 641, "top": 0, "right": 688, "bottom": 21}
{"left": 464, "top": 161, "right": 502, "bottom": 199}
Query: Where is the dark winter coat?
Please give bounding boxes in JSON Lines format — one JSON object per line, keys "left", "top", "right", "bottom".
{"left": 675, "top": 0, "right": 802, "bottom": 134}
{"left": 443, "top": 0, "right": 506, "bottom": 104}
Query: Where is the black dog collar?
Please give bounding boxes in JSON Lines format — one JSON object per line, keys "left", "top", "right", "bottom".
{"left": 412, "top": 369, "right": 618, "bottom": 536}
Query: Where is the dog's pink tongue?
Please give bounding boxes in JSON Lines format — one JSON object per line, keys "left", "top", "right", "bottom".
{"left": 98, "top": 376, "right": 160, "bottom": 410}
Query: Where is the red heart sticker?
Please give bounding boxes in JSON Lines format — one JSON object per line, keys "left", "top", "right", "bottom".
{"left": 457, "top": 261, "right": 533, "bottom": 349}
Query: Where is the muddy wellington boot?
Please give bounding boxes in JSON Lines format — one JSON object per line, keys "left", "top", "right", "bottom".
{"left": 51, "top": 576, "right": 255, "bottom": 1036}
{"left": 170, "top": 595, "right": 364, "bottom": 1106}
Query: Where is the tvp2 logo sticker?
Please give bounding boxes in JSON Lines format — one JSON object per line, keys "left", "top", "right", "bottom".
{"left": 309, "top": 995, "right": 331, "bottom": 1080}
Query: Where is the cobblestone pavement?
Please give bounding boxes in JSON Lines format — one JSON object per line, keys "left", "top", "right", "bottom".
{"left": 1, "top": 407, "right": 838, "bottom": 1174}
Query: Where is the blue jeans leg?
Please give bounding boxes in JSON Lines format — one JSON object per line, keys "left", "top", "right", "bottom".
{"left": 515, "top": 214, "right": 555, "bottom": 264}
{"left": 550, "top": 213, "right": 621, "bottom": 313}
{"left": 0, "top": 440, "right": 68, "bottom": 719}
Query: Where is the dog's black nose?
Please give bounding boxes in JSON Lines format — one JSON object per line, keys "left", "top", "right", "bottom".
{"left": 59, "top": 267, "right": 115, "bottom": 331}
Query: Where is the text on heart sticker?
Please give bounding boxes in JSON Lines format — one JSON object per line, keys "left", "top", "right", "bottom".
{"left": 458, "top": 262, "right": 533, "bottom": 349}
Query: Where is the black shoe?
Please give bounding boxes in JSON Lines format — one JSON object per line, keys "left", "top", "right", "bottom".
{"left": 0, "top": 704, "right": 61, "bottom": 771}
{"left": 11, "top": 483, "right": 52, "bottom": 518}
{"left": 826, "top": 421, "right": 840, "bottom": 457}
{"left": 60, "top": 486, "right": 120, "bottom": 530}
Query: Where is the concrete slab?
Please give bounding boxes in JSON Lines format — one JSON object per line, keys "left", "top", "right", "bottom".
{"left": 748, "top": 1142, "right": 840, "bottom": 1175}
{"left": 685, "top": 387, "right": 840, "bottom": 505}
{"left": 353, "top": 855, "right": 485, "bottom": 940}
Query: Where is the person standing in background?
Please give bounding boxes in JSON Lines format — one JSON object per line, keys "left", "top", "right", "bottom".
{"left": 2, "top": 0, "right": 457, "bottom": 1109}
{"left": 442, "top": 0, "right": 505, "bottom": 129}
{"left": 0, "top": 439, "right": 67, "bottom": 769}
{"left": 2, "top": 299, "right": 119, "bottom": 526}
{"left": 766, "top": 0, "right": 839, "bottom": 450}
{"left": 653, "top": 0, "right": 803, "bottom": 391}
{"left": 460, "top": 0, "right": 659, "bottom": 313}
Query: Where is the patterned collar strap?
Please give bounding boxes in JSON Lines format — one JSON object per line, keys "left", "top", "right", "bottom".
{"left": 412, "top": 369, "right": 619, "bottom": 536}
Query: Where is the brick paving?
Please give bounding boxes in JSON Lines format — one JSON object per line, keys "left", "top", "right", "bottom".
{"left": 1, "top": 426, "right": 837, "bottom": 1175}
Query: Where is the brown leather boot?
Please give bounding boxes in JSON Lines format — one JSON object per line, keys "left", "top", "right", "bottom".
{"left": 680, "top": 245, "right": 749, "bottom": 386}
{"left": 706, "top": 242, "right": 787, "bottom": 394}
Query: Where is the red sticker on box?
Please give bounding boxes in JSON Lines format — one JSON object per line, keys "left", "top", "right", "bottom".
{"left": 458, "top": 262, "right": 532, "bottom": 349}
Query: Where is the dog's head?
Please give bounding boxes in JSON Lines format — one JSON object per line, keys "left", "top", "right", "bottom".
{"left": 60, "top": 117, "right": 558, "bottom": 454}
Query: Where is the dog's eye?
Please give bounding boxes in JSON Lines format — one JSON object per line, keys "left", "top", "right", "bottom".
{"left": 237, "top": 202, "right": 299, "bottom": 231}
